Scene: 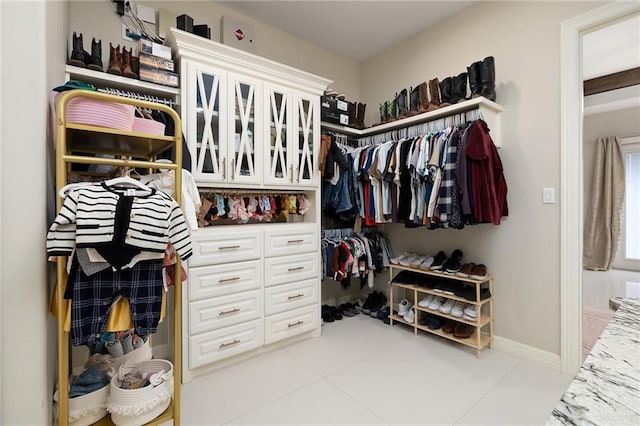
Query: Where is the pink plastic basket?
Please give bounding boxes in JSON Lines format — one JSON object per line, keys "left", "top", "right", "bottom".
{"left": 63, "top": 95, "right": 136, "bottom": 131}
{"left": 132, "top": 117, "right": 166, "bottom": 135}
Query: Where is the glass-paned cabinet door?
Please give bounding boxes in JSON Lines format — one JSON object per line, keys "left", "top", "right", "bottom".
{"left": 228, "top": 73, "right": 262, "bottom": 184}
{"left": 264, "top": 84, "right": 292, "bottom": 185}
{"left": 294, "top": 92, "right": 319, "bottom": 187}
{"left": 189, "top": 63, "right": 227, "bottom": 183}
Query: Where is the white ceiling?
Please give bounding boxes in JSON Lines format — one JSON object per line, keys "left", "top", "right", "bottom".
{"left": 216, "top": 1, "right": 475, "bottom": 61}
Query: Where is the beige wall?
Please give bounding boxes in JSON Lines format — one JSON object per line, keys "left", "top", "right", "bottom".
{"left": 69, "top": 0, "right": 359, "bottom": 99}
{"left": 1, "top": 0, "right": 68, "bottom": 423}
{"left": 360, "top": 1, "right": 603, "bottom": 355}
{"left": 583, "top": 106, "right": 640, "bottom": 219}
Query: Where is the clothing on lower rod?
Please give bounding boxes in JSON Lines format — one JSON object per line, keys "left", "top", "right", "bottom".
{"left": 71, "top": 259, "right": 164, "bottom": 346}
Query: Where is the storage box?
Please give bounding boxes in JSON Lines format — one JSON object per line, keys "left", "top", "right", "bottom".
{"left": 321, "top": 96, "right": 349, "bottom": 125}
{"left": 139, "top": 64, "right": 179, "bottom": 87}
{"left": 138, "top": 52, "right": 175, "bottom": 72}
{"left": 322, "top": 111, "right": 349, "bottom": 126}
{"left": 138, "top": 39, "right": 172, "bottom": 60}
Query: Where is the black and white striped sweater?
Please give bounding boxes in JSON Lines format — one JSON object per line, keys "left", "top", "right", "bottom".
{"left": 47, "top": 184, "right": 192, "bottom": 260}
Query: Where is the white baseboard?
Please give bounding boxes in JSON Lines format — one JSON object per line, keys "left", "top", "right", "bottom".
{"left": 493, "top": 336, "right": 561, "bottom": 371}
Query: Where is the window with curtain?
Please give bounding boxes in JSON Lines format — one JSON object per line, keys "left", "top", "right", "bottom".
{"left": 614, "top": 138, "right": 640, "bottom": 271}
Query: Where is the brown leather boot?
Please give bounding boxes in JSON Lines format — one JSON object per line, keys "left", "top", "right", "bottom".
{"left": 419, "top": 82, "right": 429, "bottom": 112}
{"left": 347, "top": 101, "right": 356, "bottom": 127}
{"left": 355, "top": 102, "right": 366, "bottom": 129}
{"left": 107, "top": 43, "right": 122, "bottom": 75}
{"left": 121, "top": 46, "right": 137, "bottom": 79}
{"left": 426, "top": 79, "right": 441, "bottom": 111}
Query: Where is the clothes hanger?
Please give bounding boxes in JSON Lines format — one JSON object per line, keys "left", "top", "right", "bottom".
{"left": 104, "top": 175, "right": 152, "bottom": 192}
{"left": 58, "top": 181, "right": 96, "bottom": 198}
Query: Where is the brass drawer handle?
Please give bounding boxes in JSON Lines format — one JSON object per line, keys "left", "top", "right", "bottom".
{"left": 287, "top": 293, "right": 304, "bottom": 300}
{"left": 288, "top": 320, "right": 304, "bottom": 328}
{"left": 219, "top": 245, "right": 240, "bottom": 250}
{"left": 219, "top": 339, "right": 240, "bottom": 348}
{"left": 218, "top": 308, "right": 240, "bottom": 316}
{"left": 287, "top": 266, "right": 304, "bottom": 272}
{"left": 287, "top": 239, "right": 303, "bottom": 244}
{"left": 219, "top": 276, "right": 241, "bottom": 283}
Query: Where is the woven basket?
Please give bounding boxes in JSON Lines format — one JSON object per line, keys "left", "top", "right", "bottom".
{"left": 62, "top": 95, "right": 135, "bottom": 131}
{"left": 132, "top": 117, "right": 165, "bottom": 135}
{"left": 53, "top": 378, "right": 109, "bottom": 426}
{"left": 86, "top": 339, "right": 152, "bottom": 373}
{"left": 108, "top": 359, "right": 173, "bottom": 426}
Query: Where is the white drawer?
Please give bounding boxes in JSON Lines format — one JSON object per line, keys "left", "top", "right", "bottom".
{"left": 264, "top": 278, "right": 319, "bottom": 316}
{"left": 264, "top": 252, "right": 319, "bottom": 287}
{"left": 189, "top": 229, "right": 263, "bottom": 266}
{"left": 189, "top": 290, "right": 262, "bottom": 334}
{"left": 264, "top": 226, "right": 317, "bottom": 257}
{"left": 264, "top": 304, "right": 319, "bottom": 345}
{"left": 189, "top": 260, "right": 262, "bottom": 301}
{"left": 189, "top": 319, "right": 263, "bottom": 369}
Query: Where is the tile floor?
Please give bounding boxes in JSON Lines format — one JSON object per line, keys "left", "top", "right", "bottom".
{"left": 180, "top": 315, "right": 573, "bottom": 425}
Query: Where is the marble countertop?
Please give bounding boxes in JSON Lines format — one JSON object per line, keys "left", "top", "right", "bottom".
{"left": 548, "top": 298, "right": 640, "bottom": 425}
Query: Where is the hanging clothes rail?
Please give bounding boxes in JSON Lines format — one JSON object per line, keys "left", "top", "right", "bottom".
{"left": 98, "top": 86, "right": 175, "bottom": 108}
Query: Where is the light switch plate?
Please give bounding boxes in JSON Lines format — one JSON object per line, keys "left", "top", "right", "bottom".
{"left": 543, "top": 187, "right": 555, "bottom": 204}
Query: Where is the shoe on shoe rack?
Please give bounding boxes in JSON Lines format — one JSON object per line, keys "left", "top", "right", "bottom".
{"left": 456, "top": 263, "right": 475, "bottom": 278}
{"left": 439, "top": 298, "right": 456, "bottom": 315}
{"left": 400, "top": 254, "right": 420, "bottom": 267}
{"left": 430, "top": 251, "right": 447, "bottom": 270}
{"left": 450, "top": 301, "right": 467, "bottom": 318}
{"left": 398, "top": 298, "right": 413, "bottom": 316}
{"left": 403, "top": 306, "right": 416, "bottom": 323}
{"left": 459, "top": 287, "right": 492, "bottom": 302}
{"left": 469, "top": 264, "right": 488, "bottom": 280}
{"left": 442, "top": 282, "right": 459, "bottom": 296}
{"left": 419, "top": 311, "right": 432, "bottom": 326}
{"left": 410, "top": 255, "right": 427, "bottom": 269}
{"left": 427, "top": 316, "right": 444, "bottom": 330}
{"left": 463, "top": 304, "right": 478, "bottom": 318}
{"left": 442, "top": 319, "right": 456, "bottom": 334}
{"left": 444, "top": 249, "right": 464, "bottom": 273}
{"left": 428, "top": 296, "right": 446, "bottom": 311}
{"left": 390, "top": 252, "right": 409, "bottom": 265}
{"left": 417, "top": 294, "right": 435, "bottom": 308}
{"left": 453, "top": 323, "right": 474, "bottom": 339}
{"left": 418, "top": 255, "right": 434, "bottom": 271}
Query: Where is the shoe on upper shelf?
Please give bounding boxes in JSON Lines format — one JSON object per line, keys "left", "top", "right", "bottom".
{"left": 399, "top": 253, "right": 418, "bottom": 267}
{"left": 444, "top": 249, "right": 464, "bottom": 273}
{"left": 439, "top": 298, "right": 456, "bottom": 315}
{"left": 398, "top": 298, "right": 413, "bottom": 316}
{"left": 418, "top": 255, "right": 435, "bottom": 271}
{"left": 390, "top": 252, "right": 409, "bottom": 265}
{"left": 409, "top": 255, "right": 427, "bottom": 269}
{"left": 450, "top": 301, "right": 467, "bottom": 318}
{"left": 456, "top": 263, "right": 475, "bottom": 278}
{"left": 417, "top": 294, "right": 435, "bottom": 308}
{"left": 430, "top": 251, "right": 447, "bottom": 270}
{"left": 469, "top": 264, "right": 488, "bottom": 280}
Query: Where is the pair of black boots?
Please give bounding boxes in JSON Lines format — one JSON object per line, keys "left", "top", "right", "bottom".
{"left": 440, "top": 56, "right": 496, "bottom": 105}
{"left": 68, "top": 31, "right": 103, "bottom": 72}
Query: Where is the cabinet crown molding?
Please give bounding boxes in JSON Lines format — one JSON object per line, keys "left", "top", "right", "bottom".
{"left": 165, "top": 28, "right": 332, "bottom": 95}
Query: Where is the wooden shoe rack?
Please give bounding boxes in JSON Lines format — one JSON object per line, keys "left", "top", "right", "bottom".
{"left": 388, "top": 264, "right": 493, "bottom": 358}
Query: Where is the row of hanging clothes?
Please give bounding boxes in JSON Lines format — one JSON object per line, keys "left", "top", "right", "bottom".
{"left": 320, "top": 110, "right": 508, "bottom": 229}
{"left": 321, "top": 227, "right": 394, "bottom": 290}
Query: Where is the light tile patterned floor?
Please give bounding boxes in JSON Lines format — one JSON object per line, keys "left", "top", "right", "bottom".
{"left": 180, "top": 315, "right": 573, "bottom": 425}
